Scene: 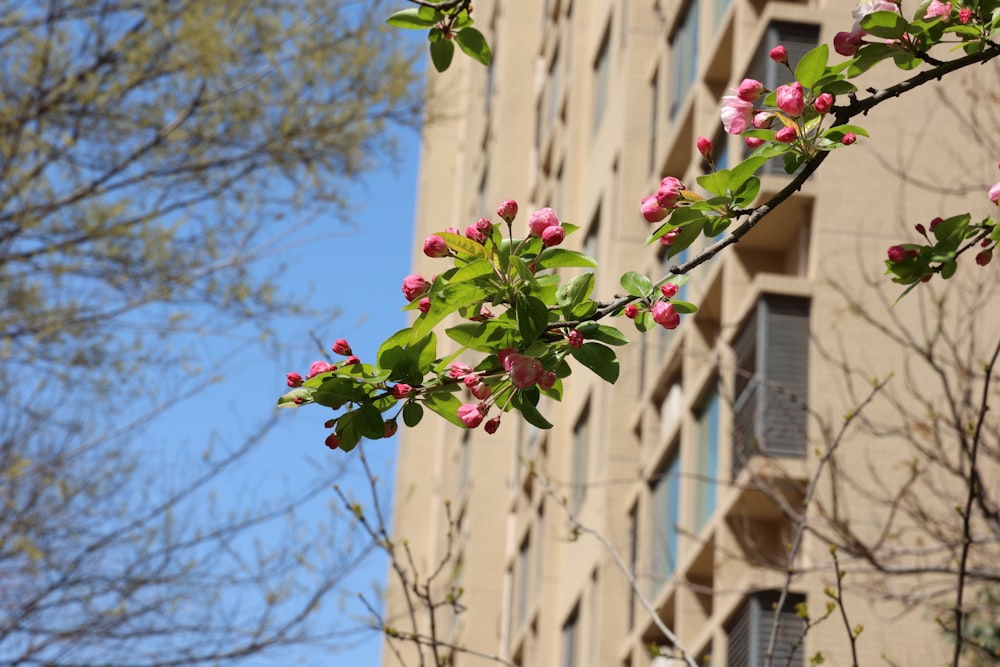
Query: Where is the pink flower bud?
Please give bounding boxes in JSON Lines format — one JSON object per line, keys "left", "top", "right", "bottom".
{"left": 624, "top": 303, "right": 639, "bottom": 319}
{"left": 470, "top": 304, "right": 493, "bottom": 321}
{"left": 293, "top": 397, "right": 304, "bottom": 405}
{"left": 775, "top": 126, "right": 797, "bottom": 143}
{"left": 989, "top": 181, "right": 1000, "bottom": 205}
{"left": 959, "top": 7, "right": 972, "bottom": 23}
{"left": 813, "top": 93, "right": 833, "bottom": 114}
{"left": 445, "top": 226, "right": 461, "bottom": 235}
{"left": 391, "top": 383, "right": 412, "bottom": 399}
{"left": 887, "top": 245, "right": 907, "bottom": 263}
{"left": 924, "top": 0, "right": 952, "bottom": 21}
{"left": 737, "top": 78, "right": 765, "bottom": 102}
{"left": 332, "top": 339, "right": 352, "bottom": 356}
{"left": 383, "top": 420, "right": 398, "bottom": 438}
{"left": 652, "top": 301, "right": 680, "bottom": 330}
{"left": 745, "top": 136, "right": 765, "bottom": 149}
{"left": 721, "top": 95, "right": 754, "bottom": 135}
{"left": 541, "top": 225, "right": 565, "bottom": 247}
{"left": 497, "top": 199, "right": 519, "bottom": 222}
{"left": 286, "top": 372, "right": 304, "bottom": 387}
{"left": 475, "top": 217, "right": 493, "bottom": 234}
{"left": 465, "top": 223, "right": 487, "bottom": 244}
{"left": 450, "top": 362, "right": 473, "bottom": 379}
{"left": 914, "top": 223, "right": 926, "bottom": 235}
{"left": 308, "top": 360, "right": 332, "bottom": 378}
{"left": 976, "top": 249, "right": 993, "bottom": 266}
{"left": 423, "top": 235, "right": 450, "bottom": 258}
{"left": 463, "top": 374, "right": 479, "bottom": 388}
{"left": 402, "top": 274, "right": 430, "bottom": 301}
{"left": 484, "top": 416, "right": 501, "bottom": 434}
{"left": 641, "top": 196, "right": 669, "bottom": 223}
{"left": 841, "top": 132, "right": 857, "bottom": 146}
{"left": 659, "top": 229, "right": 681, "bottom": 246}
{"left": 775, "top": 83, "right": 805, "bottom": 117}
{"left": 528, "top": 207, "right": 560, "bottom": 237}
{"left": 418, "top": 297, "right": 431, "bottom": 314}
{"left": 471, "top": 382, "right": 492, "bottom": 400}
{"left": 656, "top": 177, "right": 685, "bottom": 209}
{"left": 457, "top": 403, "right": 485, "bottom": 428}
{"left": 833, "top": 32, "right": 861, "bottom": 57}
{"left": 696, "top": 136, "right": 713, "bottom": 158}
{"left": 508, "top": 354, "right": 543, "bottom": 389}
{"left": 753, "top": 112, "right": 774, "bottom": 129}
{"left": 567, "top": 329, "right": 584, "bottom": 349}
{"left": 324, "top": 419, "right": 336, "bottom": 429}
{"left": 929, "top": 217, "right": 943, "bottom": 232}
{"left": 325, "top": 433, "right": 341, "bottom": 450}
{"left": 499, "top": 347, "right": 517, "bottom": 370}
{"left": 537, "top": 370, "right": 557, "bottom": 390}
{"left": 344, "top": 355, "right": 360, "bottom": 366}
{"left": 769, "top": 45, "right": 788, "bottom": 65}
{"left": 660, "top": 283, "right": 679, "bottom": 298}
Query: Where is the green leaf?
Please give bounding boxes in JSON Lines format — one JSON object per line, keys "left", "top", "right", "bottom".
{"left": 696, "top": 169, "right": 731, "bottom": 197}
{"left": 932, "top": 214, "right": 971, "bottom": 242}
{"left": 635, "top": 311, "right": 654, "bottom": 333}
{"left": 515, "top": 295, "right": 551, "bottom": 344}
{"left": 670, "top": 300, "right": 699, "bottom": 314}
{"left": 536, "top": 248, "right": 598, "bottom": 269}
{"left": 664, "top": 219, "right": 705, "bottom": 259}
{"left": 569, "top": 342, "right": 620, "bottom": 384}
{"left": 402, "top": 401, "right": 424, "bottom": 428}
{"left": 620, "top": 271, "right": 653, "bottom": 298}
{"left": 423, "top": 391, "right": 466, "bottom": 428}
{"left": 509, "top": 254, "right": 540, "bottom": 287}
{"left": 576, "top": 322, "right": 630, "bottom": 346}
{"left": 277, "top": 387, "right": 313, "bottom": 407}
{"left": 859, "top": 10, "right": 910, "bottom": 39}
{"left": 446, "top": 320, "right": 514, "bottom": 352}
{"left": 386, "top": 8, "right": 440, "bottom": 28}
{"left": 439, "top": 231, "right": 488, "bottom": 259}
{"left": 313, "top": 376, "right": 365, "bottom": 408}
{"left": 795, "top": 44, "right": 829, "bottom": 90}
{"left": 455, "top": 27, "right": 492, "bottom": 66}
{"left": 847, "top": 43, "right": 896, "bottom": 77}
{"left": 729, "top": 156, "right": 770, "bottom": 192}
{"left": 732, "top": 176, "right": 760, "bottom": 208}
{"left": 357, "top": 403, "right": 387, "bottom": 439}
{"left": 335, "top": 414, "right": 363, "bottom": 452}
{"left": 410, "top": 283, "right": 488, "bottom": 342}
{"left": 940, "top": 259, "right": 958, "bottom": 279}
{"left": 557, "top": 273, "right": 595, "bottom": 315}
{"left": 450, "top": 258, "right": 495, "bottom": 283}
{"left": 430, "top": 38, "right": 455, "bottom": 72}
{"left": 704, "top": 216, "right": 731, "bottom": 238}
{"left": 816, "top": 79, "right": 857, "bottom": 96}
{"left": 512, "top": 390, "right": 553, "bottom": 429}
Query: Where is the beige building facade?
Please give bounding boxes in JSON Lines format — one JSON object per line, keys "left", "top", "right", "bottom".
{"left": 385, "top": 1, "right": 1000, "bottom": 666}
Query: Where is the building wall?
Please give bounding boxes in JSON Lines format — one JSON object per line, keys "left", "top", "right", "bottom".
{"left": 384, "top": 1, "right": 1000, "bottom": 666}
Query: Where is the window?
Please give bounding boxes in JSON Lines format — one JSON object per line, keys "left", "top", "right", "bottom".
{"left": 571, "top": 402, "right": 591, "bottom": 510}
{"left": 694, "top": 388, "right": 719, "bottom": 532}
{"left": 515, "top": 535, "right": 532, "bottom": 628}
{"left": 562, "top": 603, "right": 580, "bottom": 667}
{"left": 460, "top": 429, "right": 471, "bottom": 490}
{"left": 535, "top": 506, "right": 546, "bottom": 598}
{"left": 743, "top": 22, "right": 820, "bottom": 172}
{"left": 732, "top": 295, "right": 810, "bottom": 478}
{"left": 650, "top": 448, "right": 680, "bottom": 594}
{"left": 592, "top": 24, "right": 610, "bottom": 131}
{"left": 726, "top": 590, "right": 805, "bottom": 667}
{"left": 668, "top": 1, "right": 699, "bottom": 119}
{"left": 548, "top": 45, "right": 561, "bottom": 132}
{"left": 714, "top": 0, "right": 731, "bottom": 29}
{"left": 649, "top": 67, "right": 660, "bottom": 175}
{"left": 584, "top": 203, "right": 601, "bottom": 263}
{"left": 627, "top": 503, "right": 638, "bottom": 630}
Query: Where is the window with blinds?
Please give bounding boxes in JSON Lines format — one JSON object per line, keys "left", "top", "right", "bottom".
{"left": 726, "top": 590, "right": 806, "bottom": 667}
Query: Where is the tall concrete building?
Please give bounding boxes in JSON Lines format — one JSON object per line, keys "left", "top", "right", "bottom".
{"left": 384, "top": 1, "right": 999, "bottom": 666}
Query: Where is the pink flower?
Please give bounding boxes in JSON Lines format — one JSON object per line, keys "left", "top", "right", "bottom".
{"left": 449, "top": 362, "right": 473, "bottom": 379}
{"left": 659, "top": 229, "right": 681, "bottom": 245}
{"left": 537, "top": 370, "right": 557, "bottom": 391}
{"left": 344, "top": 355, "right": 360, "bottom": 366}
{"left": 567, "top": 329, "right": 584, "bottom": 349}
{"left": 471, "top": 382, "right": 492, "bottom": 400}
{"left": 835, "top": 1, "right": 901, "bottom": 56}
{"left": 423, "top": 235, "right": 449, "bottom": 258}
{"left": 745, "top": 136, "right": 765, "bottom": 149}
{"left": 769, "top": 45, "right": 788, "bottom": 65}
{"left": 418, "top": 297, "right": 431, "bottom": 314}
{"left": 507, "top": 354, "right": 543, "bottom": 389}
{"left": 813, "top": 93, "right": 833, "bottom": 114}
{"left": 308, "top": 360, "right": 333, "bottom": 378}
{"left": 463, "top": 374, "right": 480, "bottom": 388}
{"left": 528, "top": 207, "right": 560, "bottom": 237}
{"left": 457, "top": 403, "right": 486, "bottom": 428}
{"left": 775, "top": 126, "right": 797, "bottom": 143}
{"left": 775, "top": 83, "right": 805, "bottom": 117}
{"left": 286, "top": 372, "right": 303, "bottom": 387}
{"left": 959, "top": 7, "right": 972, "bottom": 23}
{"left": 696, "top": 136, "right": 713, "bottom": 158}
{"left": 391, "top": 383, "right": 412, "bottom": 399}
{"left": 660, "top": 283, "right": 679, "bottom": 298}
{"left": 332, "top": 339, "right": 352, "bottom": 356}
{"left": 887, "top": 245, "right": 907, "bottom": 263}
{"left": 841, "top": 132, "right": 857, "bottom": 146}
{"left": 753, "top": 112, "right": 774, "bottom": 129}
{"left": 924, "top": 0, "right": 951, "bottom": 21}
{"left": 976, "top": 249, "right": 993, "bottom": 266}
{"left": 656, "top": 177, "right": 686, "bottom": 209}
{"left": 325, "top": 433, "right": 341, "bottom": 450}
{"left": 721, "top": 95, "right": 754, "bottom": 135}
{"left": 833, "top": 31, "right": 863, "bottom": 57}
{"left": 542, "top": 225, "right": 565, "bottom": 247}
{"left": 465, "top": 223, "right": 487, "bottom": 244}
{"left": 484, "top": 416, "right": 502, "bottom": 434}
{"left": 652, "top": 301, "right": 680, "bottom": 330}
{"left": 498, "top": 347, "right": 517, "bottom": 370}
{"left": 989, "top": 181, "right": 1000, "bottom": 205}
{"left": 497, "top": 199, "right": 518, "bottom": 222}
{"left": 737, "top": 78, "right": 765, "bottom": 102}
{"left": 402, "top": 274, "right": 430, "bottom": 301}
{"left": 624, "top": 303, "right": 639, "bottom": 319}
{"left": 641, "top": 196, "right": 669, "bottom": 223}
